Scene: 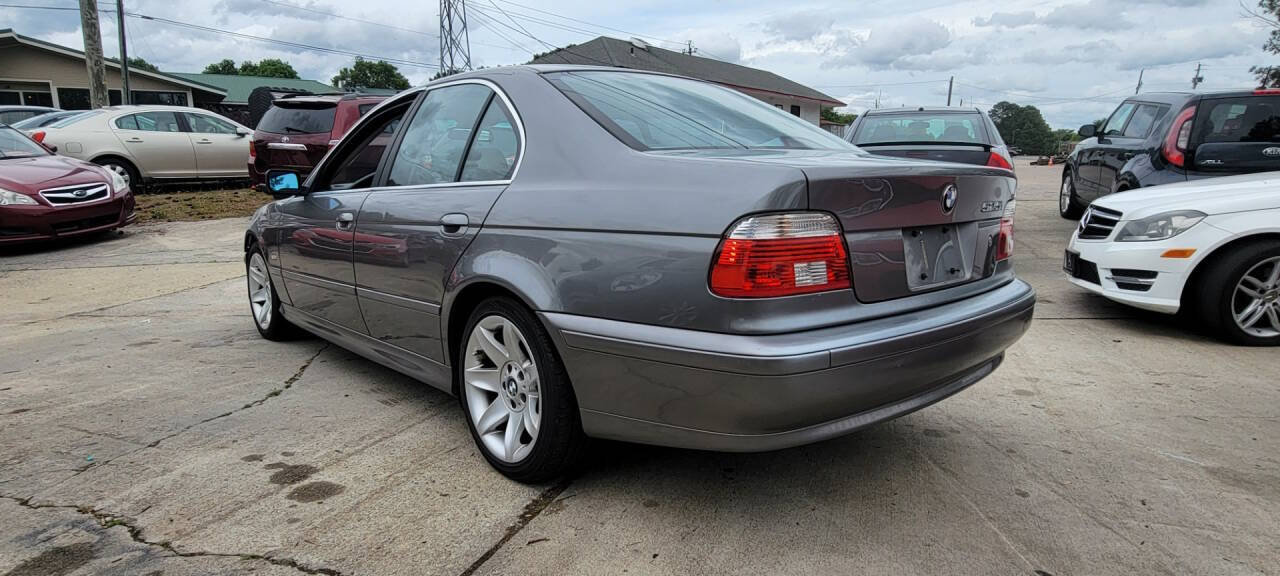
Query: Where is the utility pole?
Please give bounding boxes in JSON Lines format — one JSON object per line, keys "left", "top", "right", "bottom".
{"left": 946, "top": 76, "right": 953, "bottom": 106}
{"left": 1135, "top": 68, "right": 1144, "bottom": 95}
{"left": 116, "top": 0, "right": 130, "bottom": 105}
{"left": 439, "top": 0, "right": 472, "bottom": 75}
{"left": 1191, "top": 63, "right": 1203, "bottom": 89}
{"left": 79, "top": 0, "right": 110, "bottom": 108}
{"left": 684, "top": 40, "right": 696, "bottom": 56}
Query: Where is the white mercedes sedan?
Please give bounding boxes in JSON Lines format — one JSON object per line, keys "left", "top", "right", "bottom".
{"left": 1064, "top": 172, "right": 1280, "bottom": 346}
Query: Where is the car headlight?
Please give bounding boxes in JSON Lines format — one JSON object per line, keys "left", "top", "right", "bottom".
{"left": 1116, "top": 210, "right": 1205, "bottom": 242}
{"left": 108, "top": 169, "right": 128, "bottom": 194}
{"left": 0, "top": 188, "right": 39, "bottom": 206}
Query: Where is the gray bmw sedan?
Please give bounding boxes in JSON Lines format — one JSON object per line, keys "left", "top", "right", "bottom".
{"left": 245, "top": 66, "right": 1035, "bottom": 482}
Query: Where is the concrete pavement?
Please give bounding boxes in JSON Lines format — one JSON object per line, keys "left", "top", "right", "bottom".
{"left": 1, "top": 161, "right": 1276, "bottom": 576}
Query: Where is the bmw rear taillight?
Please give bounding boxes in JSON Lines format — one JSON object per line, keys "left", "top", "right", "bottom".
{"left": 1162, "top": 105, "right": 1196, "bottom": 168}
{"left": 32, "top": 131, "right": 45, "bottom": 143}
{"left": 986, "top": 150, "right": 1013, "bottom": 170}
{"left": 710, "top": 213, "right": 851, "bottom": 298}
{"left": 996, "top": 200, "right": 1015, "bottom": 261}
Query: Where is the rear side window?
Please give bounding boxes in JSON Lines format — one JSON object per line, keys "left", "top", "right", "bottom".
{"left": 1197, "top": 97, "right": 1280, "bottom": 143}
{"left": 1121, "top": 104, "right": 1164, "bottom": 138}
{"left": 386, "top": 84, "right": 491, "bottom": 186}
{"left": 853, "top": 113, "right": 986, "bottom": 144}
{"left": 460, "top": 99, "right": 519, "bottom": 182}
{"left": 257, "top": 104, "right": 336, "bottom": 135}
{"left": 114, "top": 111, "right": 181, "bottom": 132}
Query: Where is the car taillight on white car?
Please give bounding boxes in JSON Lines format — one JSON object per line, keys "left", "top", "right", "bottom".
{"left": 710, "top": 212, "right": 851, "bottom": 298}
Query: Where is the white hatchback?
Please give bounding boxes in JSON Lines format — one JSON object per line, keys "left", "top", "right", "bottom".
{"left": 1065, "top": 172, "right": 1280, "bottom": 345}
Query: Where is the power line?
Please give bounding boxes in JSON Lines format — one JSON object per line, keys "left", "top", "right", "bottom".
{"left": 466, "top": 3, "right": 614, "bottom": 67}
{"left": 0, "top": 2, "right": 440, "bottom": 68}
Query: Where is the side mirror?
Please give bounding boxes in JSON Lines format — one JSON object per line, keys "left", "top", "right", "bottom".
{"left": 1078, "top": 124, "right": 1096, "bottom": 138}
{"left": 42, "top": 143, "right": 58, "bottom": 153}
{"left": 266, "top": 169, "right": 301, "bottom": 198}
{"left": 236, "top": 128, "right": 251, "bottom": 138}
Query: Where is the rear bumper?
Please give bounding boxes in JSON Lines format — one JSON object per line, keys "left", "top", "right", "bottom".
{"left": 541, "top": 278, "right": 1036, "bottom": 451}
{"left": 0, "top": 194, "right": 135, "bottom": 244}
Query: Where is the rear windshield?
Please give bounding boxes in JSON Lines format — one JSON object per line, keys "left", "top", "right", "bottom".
{"left": 48, "top": 110, "right": 101, "bottom": 128}
{"left": 547, "top": 71, "right": 854, "bottom": 151}
{"left": 854, "top": 113, "right": 986, "bottom": 145}
{"left": 1196, "top": 96, "right": 1280, "bottom": 143}
{"left": 258, "top": 104, "right": 337, "bottom": 135}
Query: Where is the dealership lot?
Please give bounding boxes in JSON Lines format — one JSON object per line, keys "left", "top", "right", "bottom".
{"left": 1, "top": 160, "right": 1277, "bottom": 575}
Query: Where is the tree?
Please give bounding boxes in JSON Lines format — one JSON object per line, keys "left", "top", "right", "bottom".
{"left": 201, "top": 58, "right": 299, "bottom": 78}
{"left": 203, "top": 59, "right": 239, "bottom": 75}
{"left": 239, "top": 58, "right": 299, "bottom": 79}
{"left": 1244, "top": 0, "right": 1280, "bottom": 87}
{"left": 987, "top": 101, "right": 1055, "bottom": 156}
{"left": 332, "top": 57, "right": 410, "bottom": 91}
{"left": 821, "top": 107, "right": 857, "bottom": 125}
{"left": 127, "top": 57, "right": 159, "bottom": 72}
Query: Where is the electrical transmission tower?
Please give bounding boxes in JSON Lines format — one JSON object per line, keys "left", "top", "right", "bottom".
{"left": 439, "top": 0, "right": 472, "bottom": 75}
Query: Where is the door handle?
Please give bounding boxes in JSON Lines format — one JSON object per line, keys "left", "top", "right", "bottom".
{"left": 335, "top": 212, "right": 355, "bottom": 231}
{"left": 441, "top": 213, "right": 469, "bottom": 235}
{"left": 126, "top": 138, "right": 143, "bottom": 143}
{"left": 197, "top": 139, "right": 213, "bottom": 144}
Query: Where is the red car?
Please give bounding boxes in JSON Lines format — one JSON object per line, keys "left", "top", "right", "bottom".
{"left": 248, "top": 93, "right": 388, "bottom": 190}
{"left": 0, "top": 125, "right": 135, "bottom": 244}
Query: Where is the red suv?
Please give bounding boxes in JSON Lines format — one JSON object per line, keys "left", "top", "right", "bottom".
{"left": 248, "top": 94, "right": 388, "bottom": 190}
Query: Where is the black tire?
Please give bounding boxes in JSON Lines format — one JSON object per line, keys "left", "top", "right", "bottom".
{"left": 1059, "top": 172, "right": 1084, "bottom": 219}
{"left": 457, "top": 297, "right": 588, "bottom": 483}
{"left": 1194, "top": 240, "right": 1280, "bottom": 346}
{"left": 245, "top": 242, "right": 298, "bottom": 341}
{"left": 93, "top": 156, "right": 142, "bottom": 193}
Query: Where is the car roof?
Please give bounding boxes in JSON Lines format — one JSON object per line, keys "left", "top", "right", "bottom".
{"left": 861, "top": 106, "right": 985, "bottom": 115}
{"left": 0, "top": 105, "right": 58, "bottom": 112}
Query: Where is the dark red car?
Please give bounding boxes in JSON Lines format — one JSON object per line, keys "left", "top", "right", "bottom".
{"left": 248, "top": 94, "right": 388, "bottom": 190}
{"left": 0, "top": 125, "right": 135, "bottom": 244}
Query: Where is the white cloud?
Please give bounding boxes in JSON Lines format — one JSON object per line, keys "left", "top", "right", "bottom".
{"left": 822, "top": 19, "right": 950, "bottom": 70}
{"left": 973, "top": 11, "right": 1037, "bottom": 28}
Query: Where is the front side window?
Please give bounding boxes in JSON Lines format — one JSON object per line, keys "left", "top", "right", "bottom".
{"left": 1103, "top": 102, "right": 1136, "bottom": 136}
{"left": 115, "top": 111, "right": 182, "bottom": 132}
{"left": 0, "top": 126, "right": 49, "bottom": 158}
{"left": 548, "top": 71, "right": 853, "bottom": 151}
{"left": 317, "top": 106, "right": 407, "bottom": 191}
{"left": 386, "top": 84, "right": 491, "bottom": 186}
{"left": 186, "top": 113, "right": 238, "bottom": 134}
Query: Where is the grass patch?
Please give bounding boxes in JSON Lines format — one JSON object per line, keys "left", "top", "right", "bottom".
{"left": 134, "top": 188, "right": 272, "bottom": 223}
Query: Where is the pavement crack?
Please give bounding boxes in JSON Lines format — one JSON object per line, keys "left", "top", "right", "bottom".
{"left": 457, "top": 479, "right": 573, "bottom": 576}
{"left": 147, "top": 343, "right": 330, "bottom": 450}
{"left": 1, "top": 495, "right": 345, "bottom": 575}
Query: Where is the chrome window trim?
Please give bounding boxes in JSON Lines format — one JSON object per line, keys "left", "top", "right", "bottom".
{"left": 310, "top": 78, "right": 526, "bottom": 194}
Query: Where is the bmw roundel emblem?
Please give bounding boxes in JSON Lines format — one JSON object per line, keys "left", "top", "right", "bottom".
{"left": 941, "top": 184, "right": 958, "bottom": 214}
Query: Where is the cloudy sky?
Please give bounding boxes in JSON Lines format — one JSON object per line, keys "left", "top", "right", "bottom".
{"left": 1, "top": 0, "right": 1264, "bottom": 128}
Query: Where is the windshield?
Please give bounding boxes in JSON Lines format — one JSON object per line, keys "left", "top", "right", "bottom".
{"left": 548, "top": 71, "right": 854, "bottom": 151}
{"left": 258, "top": 104, "right": 337, "bottom": 135}
{"left": 48, "top": 109, "right": 101, "bottom": 128}
{"left": 854, "top": 113, "right": 987, "bottom": 145}
{"left": 0, "top": 126, "right": 49, "bottom": 159}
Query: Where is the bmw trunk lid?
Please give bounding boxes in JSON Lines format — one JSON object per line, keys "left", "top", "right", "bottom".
{"left": 792, "top": 152, "right": 1016, "bottom": 303}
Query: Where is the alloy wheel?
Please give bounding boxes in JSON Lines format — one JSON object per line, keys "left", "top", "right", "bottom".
{"left": 1060, "top": 177, "right": 1072, "bottom": 214}
{"left": 1232, "top": 256, "right": 1280, "bottom": 338}
{"left": 463, "top": 315, "right": 542, "bottom": 463}
{"left": 105, "top": 163, "right": 131, "bottom": 187}
{"left": 247, "top": 252, "right": 273, "bottom": 330}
